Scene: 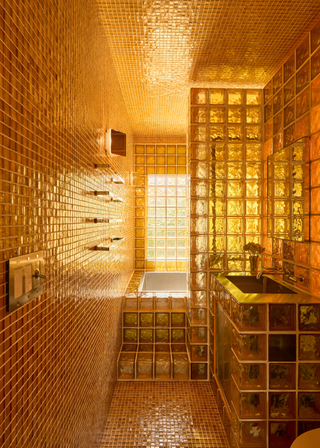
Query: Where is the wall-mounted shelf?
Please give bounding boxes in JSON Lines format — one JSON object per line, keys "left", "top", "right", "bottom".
{"left": 95, "top": 237, "right": 125, "bottom": 251}
{"left": 94, "top": 191, "right": 123, "bottom": 202}
{"left": 94, "top": 218, "right": 124, "bottom": 223}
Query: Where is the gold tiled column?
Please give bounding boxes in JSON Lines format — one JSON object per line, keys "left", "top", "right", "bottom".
{"left": 188, "top": 88, "right": 263, "bottom": 381}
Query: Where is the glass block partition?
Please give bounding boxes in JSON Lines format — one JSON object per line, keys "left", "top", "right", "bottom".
{"left": 188, "top": 88, "right": 263, "bottom": 384}
{"left": 134, "top": 144, "right": 188, "bottom": 272}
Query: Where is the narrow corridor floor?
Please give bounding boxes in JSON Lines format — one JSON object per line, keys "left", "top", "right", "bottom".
{"left": 101, "top": 382, "right": 229, "bottom": 448}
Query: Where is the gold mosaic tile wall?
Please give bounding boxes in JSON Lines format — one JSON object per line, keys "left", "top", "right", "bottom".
{"left": 263, "top": 17, "right": 320, "bottom": 299}
{"left": 0, "top": 1, "right": 134, "bottom": 447}
{"left": 134, "top": 143, "right": 188, "bottom": 272}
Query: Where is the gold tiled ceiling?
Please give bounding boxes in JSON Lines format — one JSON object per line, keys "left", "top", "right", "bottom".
{"left": 98, "top": 0, "right": 320, "bottom": 138}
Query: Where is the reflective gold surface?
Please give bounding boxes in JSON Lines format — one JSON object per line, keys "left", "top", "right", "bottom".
{"left": 98, "top": 1, "right": 320, "bottom": 137}
{"left": 214, "top": 273, "right": 320, "bottom": 304}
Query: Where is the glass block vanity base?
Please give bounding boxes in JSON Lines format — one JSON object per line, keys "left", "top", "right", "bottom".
{"left": 211, "top": 273, "right": 320, "bottom": 448}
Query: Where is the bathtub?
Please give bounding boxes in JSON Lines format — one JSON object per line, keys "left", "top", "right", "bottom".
{"left": 138, "top": 272, "right": 187, "bottom": 292}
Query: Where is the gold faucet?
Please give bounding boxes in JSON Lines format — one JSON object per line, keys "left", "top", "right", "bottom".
{"left": 256, "top": 266, "right": 285, "bottom": 281}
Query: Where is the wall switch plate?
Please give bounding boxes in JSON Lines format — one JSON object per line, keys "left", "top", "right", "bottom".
{"left": 8, "top": 251, "right": 45, "bottom": 313}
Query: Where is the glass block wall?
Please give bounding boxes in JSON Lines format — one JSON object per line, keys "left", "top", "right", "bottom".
{"left": 134, "top": 144, "right": 188, "bottom": 272}
{"left": 263, "top": 17, "right": 320, "bottom": 299}
{"left": 188, "top": 88, "right": 263, "bottom": 380}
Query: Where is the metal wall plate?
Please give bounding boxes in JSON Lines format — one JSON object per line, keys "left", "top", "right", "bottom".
{"left": 8, "top": 251, "right": 45, "bottom": 313}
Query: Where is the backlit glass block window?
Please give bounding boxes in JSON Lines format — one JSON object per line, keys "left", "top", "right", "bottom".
{"left": 147, "top": 175, "right": 188, "bottom": 271}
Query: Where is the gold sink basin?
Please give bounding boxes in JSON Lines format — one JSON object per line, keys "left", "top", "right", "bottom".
{"left": 225, "top": 275, "right": 297, "bottom": 295}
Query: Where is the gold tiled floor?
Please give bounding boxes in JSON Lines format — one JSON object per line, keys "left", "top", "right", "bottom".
{"left": 101, "top": 382, "right": 229, "bottom": 448}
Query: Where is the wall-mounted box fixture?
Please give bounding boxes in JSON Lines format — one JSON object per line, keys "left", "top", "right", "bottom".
{"left": 106, "top": 129, "right": 126, "bottom": 157}
{"left": 8, "top": 251, "right": 46, "bottom": 313}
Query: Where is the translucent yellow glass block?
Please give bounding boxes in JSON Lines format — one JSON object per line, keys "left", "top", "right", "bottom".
{"left": 293, "top": 201, "right": 303, "bottom": 215}
{"left": 274, "top": 182, "right": 290, "bottom": 197}
{"left": 135, "top": 249, "right": 145, "bottom": 258}
{"left": 246, "top": 144, "right": 262, "bottom": 161}
{"left": 274, "top": 200, "right": 290, "bottom": 215}
{"left": 192, "top": 126, "right": 207, "bottom": 142}
{"left": 293, "top": 164, "right": 304, "bottom": 180}
{"left": 135, "top": 260, "right": 145, "bottom": 269}
{"left": 155, "top": 329, "right": 169, "bottom": 343}
{"left": 135, "top": 145, "right": 145, "bottom": 154}
{"left": 227, "top": 236, "right": 244, "bottom": 252}
{"left": 124, "top": 313, "right": 138, "bottom": 327}
{"left": 192, "top": 107, "right": 207, "bottom": 123}
{"left": 210, "top": 126, "right": 225, "bottom": 141}
{"left": 211, "top": 236, "right": 225, "bottom": 251}
{"left": 215, "top": 200, "right": 226, "bottom": 215}
{"left": 135, "top": 197, "right": 145, "bottom": 207}
{"left": 171, "top": 329, "right": 185, "bottom": 343}
{"left": 228, "top": 107, "right": 243, "bottom": 123}
{"left": 156, "top": 156, "right": 165, "bottom": 165}
{"left": 274, "top": 163, "right": 289, "bottom": 179}
{"left": 192, "top": 162, "right": 207, "bottom": 179}
{"left": 177, "top": 167, "right": 186, "bottom": 174}
{"left": 167, "top": 166, "right": 176, "bottom": 174}
{"left": 228, "top": 90, "right": 243, "bottom": 105}
{"left": 124, "top": 329, "right": 138, "bottom": 342}
{"left": 192, "top": 144, "right": 207, "bottom": 160}
{"left": 146, "top": 166, "right": 155, "bottom": 174}
{"left": 228, "top": 218, "right": 242, "bottom": 233}
{"left": 136, "top": 229, "right": 145, "bottom": 238}
{"left": 210, "top": 107, "right": 225, "bottom": 123}
{"left": 172, "top": 314, "right": 185, "bottom": 327}
{"left": 146, "top": 145, "right": 155, "bottom": 154}
{"left": 215, "top": 218, "right": 225, "bottom": 233}
{"left": 293, "top": 145, "right": 304, "bottom": 161}
{"left": 246, "top": 126, "right": 262, "bottom": 142}
{"left": 140, "top": 329, "right": 154, "bottom": 343}
{"left": 246, "top": 108, "right": 261, "bottom": 124}
{"left": 136, "top": 166, "right": 145, "bottom": 175}
{"left": 275, "top": 218, "right": 290, "bottom": 234}
{"left": 246, "top": 90, "right": 261, "bottom": 105}
{"left": 227, "top": 163, "right": 243, "bottom": 179}
{"left": 209, "top": 254, "right": 224, "bottom": 270}
{"left": 146, "top": 260, "right": 155, "bottom": 270}
{"left": 227, "top": 181, "right": 243, "bottom": 197}
{"left": 210, "top": 143, "right": 225, "bottom": 160}
{"left": 227, "top": 200, "right": 243, "bottom": 215}
{"left": 246, "top": 182, "right": 261, "bottom": 197}
{"left": 165, "top": 155, "right": 175, "bottom": 165}
{"left": 135, "top": 156, "right": 145, "bottom": 165}
{"left": 246, "top": 218, "right": 261, "bottom": 234}
{"left": 293, "top": 183, "right": 303, "bottom": 197}
{"left": 135, "top": 208, "right": 145, "bottom": 217}
{"left": 227, "top": 255, "right": 244, "bottom": 270}
{"left": 177, "top": 145, "right": 186, "bottom": 154}
{"left": 166, "top": 261, "right": 176, "bottom": 271}
{"left": 156, "top": 261, "right": 166, "bottom": 271}
{"left": 246, "top": 200, "right": 261, "bottom": 215}
{"left": 193, "top": 181, "right": 207, "bottom": 197}
{"left": 246, "top": 163, "right": 261, "bottom": 179}
{"left": 135, "top": 218, "right": 145, "bottom": 227}
{"left": 146, "top": 156, "right": 155, "bottom": 165}
{"left": 135, "top": 239, "right": 145, "bottom": 248}
{"left": 228, "top": 126, "right": 243, "bottom": 141}
{"left": 177, "top": 261, "right": 187, "bottom": 271}
{"left": 228, "top": 144, "right": 243, "bottom": 160}
{"left": 156, "top": 145, "right": 165, "bottom": 154}
{"left": 156, "top": 166, "right": 165, "bottom": 174}
{"left": 214, "top": 182, "right": 226, "bottom": 197}
{"left": 209, "top": 88, "right": 225, "bottom": 105}
{"left": 177, "top": 156, "right": 186, "bottom": 165}
{"left": 192, "top": 88, "right": 207, "bottom": 104}
{"left": 293, "top": 217, "right": 303, "bottom": 233}
{"left": 214, "top": 162, "right": 226, "bottom": 179}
